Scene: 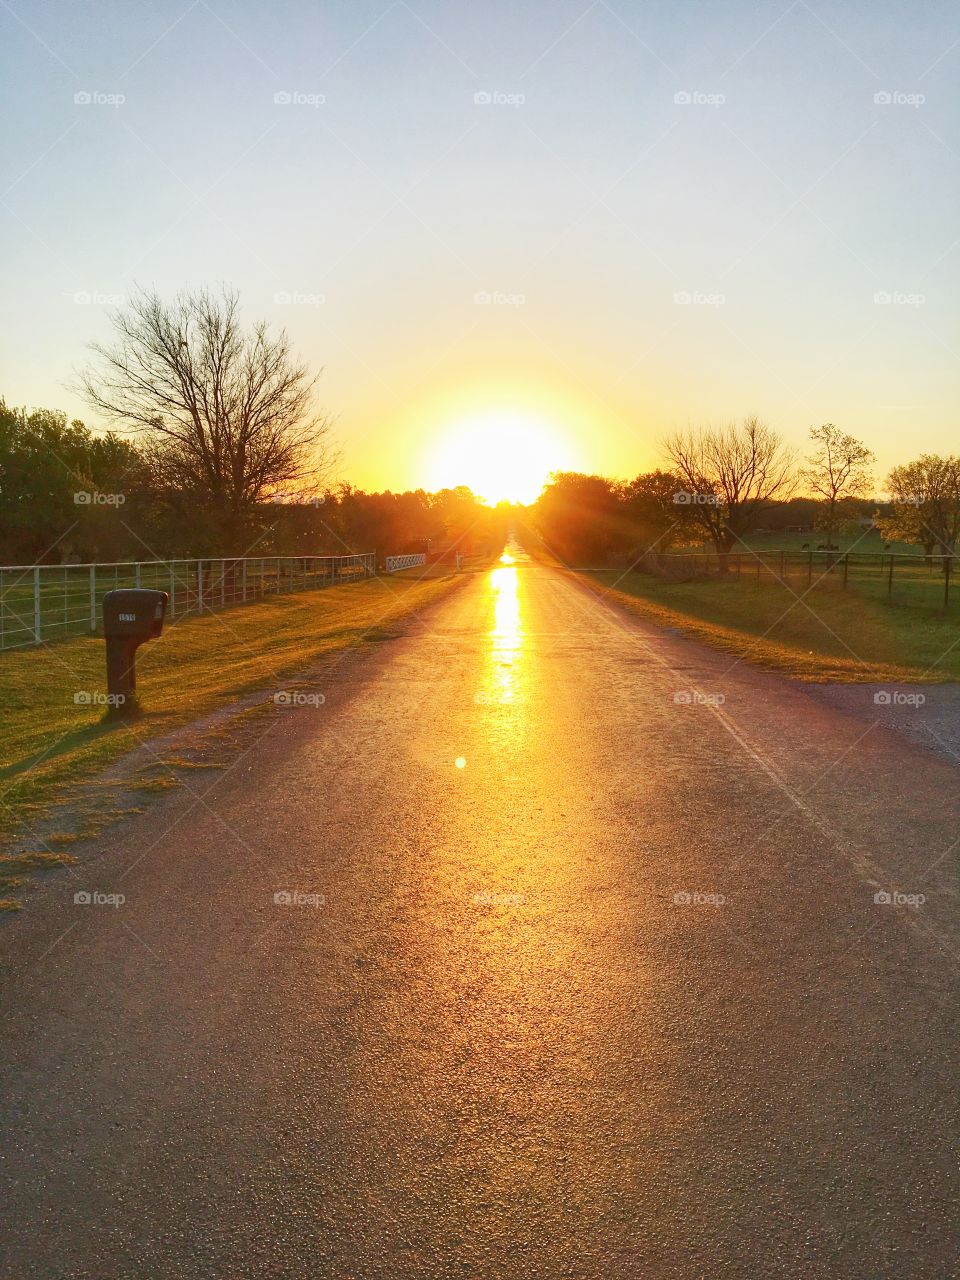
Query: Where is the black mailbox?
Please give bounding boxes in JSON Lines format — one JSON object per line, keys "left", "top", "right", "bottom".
{"left": 102, "top": 589, "right": 168, "bottom": 710}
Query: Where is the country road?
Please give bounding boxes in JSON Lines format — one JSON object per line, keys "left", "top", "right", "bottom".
{"left": 1, "top": 549, "right": 958, "bottom": 1280}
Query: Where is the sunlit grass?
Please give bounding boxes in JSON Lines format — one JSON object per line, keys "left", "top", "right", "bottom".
{"left": 584, "top": 569, "right": 960, "bottom": 683}
{"left": 0, "top": 572, "right": 463, "bottom": 856}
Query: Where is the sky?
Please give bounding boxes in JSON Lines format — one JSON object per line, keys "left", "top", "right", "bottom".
{"left": 1, "top": 0, "right": 958, "bottom": 502}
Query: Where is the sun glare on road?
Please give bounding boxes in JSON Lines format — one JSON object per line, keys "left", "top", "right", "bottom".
{"left": 484, "top": 557, "right": 525, "bottom": 708}
{"left": 492, "top": 567, "right": 522, "bottom": 647}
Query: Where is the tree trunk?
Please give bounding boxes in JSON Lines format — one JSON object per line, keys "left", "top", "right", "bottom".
{"left": 715, "top": 532, "right": 733, "bottom": 575}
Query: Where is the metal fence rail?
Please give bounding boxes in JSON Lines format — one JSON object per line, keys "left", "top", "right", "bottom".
{"left": 0, "top": 554, "right": 375, "bottom": 651}
{"left": 384, "top": 553, "right": 427, "bottom": 573}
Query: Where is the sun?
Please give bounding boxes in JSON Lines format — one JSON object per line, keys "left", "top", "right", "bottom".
{"left": 426, "top": 411, "right": 575, "bottom": 505}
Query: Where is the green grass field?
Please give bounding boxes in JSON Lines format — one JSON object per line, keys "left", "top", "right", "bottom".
{"left": 737, "top": 529, "right": 917, "bottom": 554}
{"left": 582, "top": 566, "right": 960, "bottom": 683}
{"left": 0, "top": 568, "right": 463, "bottom": 906}
{"left": 657, "top": 548, "right": 956, "bottom": 613}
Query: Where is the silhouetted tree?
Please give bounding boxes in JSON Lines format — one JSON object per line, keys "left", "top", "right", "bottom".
{"left": 877, "top": 455, "right": 960, "bottom": 571}
{"left": 0, "top": 401, "right": 147, "bottom": 562}
{"left": 802, "top": 423, "right": 874, "bottom": 546}
{"left": 533, "top": 472, "right": 627, "bottom": 565}
{"left": 79, "top": 286, "right": 334, "bottom": 552}
{"left": 663, "top": 418, "right": 796, "bottom": 569}
{"left": 623, "top": 470, "right": 697, "bottom": 552}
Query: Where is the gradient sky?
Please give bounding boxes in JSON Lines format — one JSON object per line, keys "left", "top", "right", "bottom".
{"left": 2, "top": 0, "right": 958, "bottom": 499}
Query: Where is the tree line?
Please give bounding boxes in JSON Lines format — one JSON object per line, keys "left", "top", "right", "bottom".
{"left": 3, "top": 287, "right": 956, "bottom": 573}
{"left": 532, "top": 419, "right": 960, "bottom": 573}
{"left": 0, "top": 401, "right": 504, "bottom": 564}
{"left": 0, "top": 287, "right": 505, "bottom": 565}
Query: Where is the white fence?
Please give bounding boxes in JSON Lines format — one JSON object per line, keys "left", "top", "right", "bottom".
{"left": 384, "top": 553, "right": 426, "bottom": 573}
{"left": 0, "top": 554, "right": 375, "bottom": 651}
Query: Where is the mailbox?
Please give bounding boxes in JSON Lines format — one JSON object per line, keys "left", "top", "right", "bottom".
{"left": 102, "top": 589, "right": 168, "bottom": 710}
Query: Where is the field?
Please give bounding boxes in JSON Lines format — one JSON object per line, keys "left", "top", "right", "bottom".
{"left": 0, "top": 567, "right": 462, "bottom": 905}
{"left": 582, "top": 563, "right": 960, "bottom": 683}
{"left": 737, "top": 529, "right": 917, "bottom": 554}
{"left": 647, "top": 547, "right": 957, "bottom": 611}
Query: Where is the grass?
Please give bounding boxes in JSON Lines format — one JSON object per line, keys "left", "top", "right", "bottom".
{"left": 0, "top": 568, "right": 464, "bottom": 901}
{"left": 580, "top": 567, "right": 960, "bottom": 683}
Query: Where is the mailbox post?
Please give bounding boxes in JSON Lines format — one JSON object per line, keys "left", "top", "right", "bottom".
{"left": 102, "top": 589, "right": 168, "bottom": 713}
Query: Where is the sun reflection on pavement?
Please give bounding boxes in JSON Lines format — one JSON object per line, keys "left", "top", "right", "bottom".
{"left": 487, "top": 562, "right": 523, "bottom": 706}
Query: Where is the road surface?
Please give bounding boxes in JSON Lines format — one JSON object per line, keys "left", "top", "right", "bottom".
{"left": 1, "top": 551, "right": 958, "bottom": 1279}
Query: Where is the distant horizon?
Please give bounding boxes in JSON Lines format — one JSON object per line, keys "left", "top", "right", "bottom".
{"left": 0, "top": 381, "right": 935, "bottom": 510}
{"left": 1, "top": 313, "right": 954, "bottom": 503}
{"left": 3, "top": 0, "right": 958, "bottom": 499}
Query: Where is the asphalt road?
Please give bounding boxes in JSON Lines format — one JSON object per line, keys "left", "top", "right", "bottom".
{"left": 2, "top": 550, "right": 958, "bottom": 1279}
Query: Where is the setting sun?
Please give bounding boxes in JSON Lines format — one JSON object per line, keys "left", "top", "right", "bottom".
{"left": 425, "top": 411, "right": 577, "bottom": 506}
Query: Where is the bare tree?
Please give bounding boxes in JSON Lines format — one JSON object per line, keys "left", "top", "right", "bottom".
{"left": 802, "top": 423, "right": 874, "bottom": 547}
{"left": 79, "top": 287, "right": 334, "bottom": 548}
{"left": 663, "top": 417, "right": 796, "bottom": 569}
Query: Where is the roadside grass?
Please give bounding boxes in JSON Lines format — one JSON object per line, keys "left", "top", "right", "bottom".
{"left": 0, "top": 570, "right": 463, "bottom": 895}
{"left": 581, "top": 569, "right": 960, "bottom": 683}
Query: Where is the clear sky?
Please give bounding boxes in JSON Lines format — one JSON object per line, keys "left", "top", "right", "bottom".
{"left": 1, "top": 0, "right": 958, "bottom": 501}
